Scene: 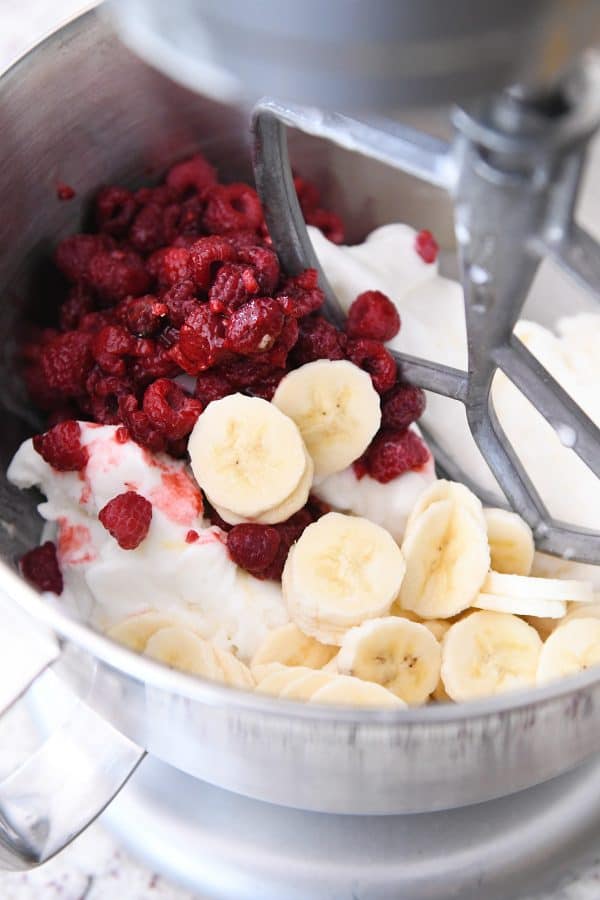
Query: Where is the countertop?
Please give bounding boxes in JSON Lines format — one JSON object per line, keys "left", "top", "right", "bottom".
{"left": 1, "top": 2, "right": 600, "bottom": 898}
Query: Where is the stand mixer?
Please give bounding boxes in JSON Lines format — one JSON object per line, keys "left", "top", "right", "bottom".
{"left": 2, "top": 4, "right": 600, "bottom": 898}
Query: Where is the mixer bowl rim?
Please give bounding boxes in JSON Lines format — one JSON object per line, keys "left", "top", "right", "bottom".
{"left": 2, "top": 6, "right": 599, "bottom": 729}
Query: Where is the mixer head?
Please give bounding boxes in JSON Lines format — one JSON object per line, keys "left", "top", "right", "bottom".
{"left": 109, "top": 1, "right": 600, "bottom": 563}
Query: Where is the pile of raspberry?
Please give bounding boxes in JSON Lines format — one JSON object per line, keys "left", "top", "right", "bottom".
{"left": 21, "top": 153, "right": 434, "bottom": 588}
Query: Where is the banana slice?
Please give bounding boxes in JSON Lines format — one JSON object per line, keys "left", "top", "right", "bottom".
{"left": 283, "top": 512, "right": 406, "bottom": 644}
{"left": 537, "top": 618, "right": 600, "bottom": 684}
{"left": 213, "top": 447, "right": 314, "bottom": 526}
{"left": 255, "top": 665, "right": 315, "bottom": 695}
{"left": 145, "top": 626, "right": 225, "bottom": 680}
{"left": 483, "top": 508, "right": 534, "bottom": 576}
{"left": 272, "top": 360, "right": 381, "bottom": 478}
{"left": 482, "top": 571, "right": 593, "bottom": 604}
{"left": 107, "top": 610, "right": 176, "bottom": 651}
{"left": 405, "top": 479, "right": 486, "bottom": 535}
{"left": 214, "top": 647, "right": 255, "bottom": 689}
{"left": 474, "top": 593, "right": 566, "bottom": 619}
{"left": 560, "top": 601, "right": 600, "bottom": 626}
{"left": 280, "top": 670, "right": 336, "bottom": 700}
{"left": 399, "top": 500, "right": 490, "bottom": 619}
{"left": 188, "top": 393, "right": 307, "bottom": 517}
{"left": 441, "top": 611, "right": 542, "bottom": 701}
{"left": 336, "top": 617, "right": 441, "bottom": 705}
{"left": 310, "top": 675, "right": 406, "bottom": 708}
{"left": 251, "top": 623, "right": 337, "bottom": 669}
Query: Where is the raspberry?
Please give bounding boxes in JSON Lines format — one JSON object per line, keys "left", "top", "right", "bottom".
{"left": 142, "top": 378, "right": 202, "bottom": 439}
{"left": 262, "top": 316, "right": 299, "bottom": 368}
{"left": 381, "top": 383, "right": 426, "bottom": 430}
{"left": 217, "top": 356, "right": 273, "bottom": 389}
{"left": 226, "top": 524, "right": 281, "bottom": 577}
{"left": 226, "top": 298, "right": 285, "bottom": 355}
{"left": 92, "top": 324, "right": 136, "bottom": 376}
{"left": 262, "top": 509, "right": 314, "bottom": 580}
{"left": 116, "top": 295, "right": 168, "bottom": 336}
{"left": 165, "top": 154, "right": 217, "bottom": 198}
{"left": 88, "top": 249, "right": 150, "bottom": 303}
{"left": 208, "top": 263, "right": 259, "bottom": 313}
{"left": 352, "top": 456, "right": 369, "bottom": 480}
{"left": 39, "top": 331, "right": 94, "bottom": 398}
{"left": 246, "top": 368, "right": 286, "bottom": 400}
{"left": 189, "top": 236, "right": 236, "bottom": 290}
{"left": 225, "top": 229, "right": 266, "bottom": 250}
{"left": 161, "top": 280, "right": 198, "bottom": 327}
{"left": 204, "top": 502, "right": 233, "bottom": 532}
{"left": 194, "top": 371, "right": 233, "bottom": 406}
{"left": 86, "top": 370, "right": 134, "bottom": 424}
{"left": 134, "top": 185, "right": 177, "bottom": 207}
{"left": 46, "top": 404, "right": 80, "bottom": 427}
{"left": 59, "top": 285, "right": 94, "bottom": 330}
{"left": 78, "top": 310, "right": 116, "bottom": 334}
{"left": 95, "top": 186, "right": 137, "bottom": 236}
{"left": 292, "top": 315, "right": 346, "bottom": 365}
{"left": 365, "top": 428, "right": 430, "bottom": 483}
{"left": 186, "top": 530, "right": 199, "bottom": 543}
{"left": 54, "top": 234, "right": 114, "bottom": 283}
{"left": 346, "top": 290, "right": 400, "bottom": 342}
{"left": 129, "top": 203, "right": 166, "bottom": 254}
{"left": 130, "top": 339, "right": 180, "bottom": 385}
{"left": 235, "top": 246, "right": 280, "bottom": 293}
{"left": 415, "top": 229, "right": 438, "bottom": 264}
{"left": 116, "top": 425, "right": 130, "bottom": 443}
{"left": 20, "top": 541, "right": 63, "bottom": 594}
{"left": 119, "top": 395, "right": 167, "bottom": 452}
{"left": 164, "top": 196, "right": 204, "bottom": 242}
{"left": 277, "top": 269, "right": 324, "bottom": 318}
{"left": 293, "top": 175, "right": 320, "bottom": 214}
{"left": 305, "top": 208, "right": 345, "bottom": 244}
{"left": 202, "top": 183, "right": 263, "bottom": 234}
{"left": 33, "top": 420, "right": 88, "bottom": 471}
{"left": 148, "top": 247, "right": 194, "bottom": 288}
{"left": 346, "top": 338, "right": 397, "bottom": 393}
{"left": 171, "top": 305, "right": 227, "bottom": 374}
{"left": 99, "top": 490, "right": 152, "bottom": 549}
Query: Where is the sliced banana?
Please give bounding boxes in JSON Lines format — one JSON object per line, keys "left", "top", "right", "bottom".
{"left": 537, "top": 618, "right": 600, "bottom": 684}
{"left": 251, "top": 623, "right": 337, "bottom": 669}
{"left": 399, "top": 500, "right": 490, "bottom": 619}
{"left": 145, "top": 626, "right": 225, "bottom": 679}
{"left": 107, "top": 610, "right": 176, "bottom": 652}
{"left": 474, "top": 593, "right": 566, "bottom": 619}
{"left": 483, "top": 508, "right": 534, "bottom": 576}
{"left": 441, "top": 611, "right": 542, "bottom": 702}
{"left": 280, "top": 670, "right": 336, "bottom": 700}
{"left": 283, "top": 512, "right": 406, "bottom": 644}
{"left": 560, "top": 601, "right": 600, "bottom": 626}
{"left": 214, "top": 647, "right": 255, "bottom": 689}
{"left": 214, "top": 447, "right": 314, "bottom": 526}
{"left": 405, "top": 479, "right": 486, "bottom": 535}
{"left": 255, "top": 665, "right": 315, "bottom": 695}
{"left": 188, "top": 393, "right": 308, "bottom": 517}
{"left": 310, "top": 675, "right": 406, "bottom": 708}
{"left": 482, "top": 571, "right": 593, "bottom": 605}
{"left": 336, "top": 617, "right": 441, "bottom": 705}
{"left": 272, "top": 359, "right": 381, "bottom": 478}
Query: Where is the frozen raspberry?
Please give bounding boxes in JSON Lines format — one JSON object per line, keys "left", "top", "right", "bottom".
{"left": 129, "top": 203, "right": 166, "bottom": 254}
{"left": 225, "top": 229, "right": 266, "bottom": 250}
{"left": 118, "top": 395, "right": 167, "bottom": 452}
{"left": 208, "top": 263, "right": 259, "bottom": 313}
{"left": 346, "top": 338, "right": 397, "bottom": 393}
{"left": 346, "top": 290, "right": 400, "bottom": 342}
{"left": 381, "top": 383, "right": 426, "bottom": 430}
{"left": 95, "top": 186, "right": 137, "bottom": 236}
{"left": 202, "top": 183, "right": 263, "bottom": 234}
{"left": 186, "top": 530, "right": 199, "bottom": 543}
{"left": 235, "top": 246, "right": 280, "bottom": 294}
{"left": 165, "top": 154, "right": 217, "bottom": 197}
{"left": 54, "top": 233, "right": 114, "bottom": 283}
{"left": 293, "top": 175, "right": 320, "bottom": 214}
{"left": 194, "top": 371, "right": 233, "bottom": 406}
{"left": 189, "top": 236, "right": 236, "bottom": 290}
{"left": 115, "top": 425, "right": 130, "bottom": 443}
{"left": 161, "top": 280, "right": 198, "bottom": 327}
{"left": 39, "top": 331, "right": 94, "bottom": 398}
{"left": 78, "top": 310, "right": 116, "bottom": 334}
{"left": 263, "top": 316, "right": 299, "bottom": 368}
{"left": 226, "top": 524, "right": 281, "bottom": 577}
{"left": 99, "top": 490, "right": 152, "bottom": 549}
{"left": 130, "top": 339, "right": 181, "bottom": 384}
{"left": 164, "top": 196, "right": 205, "bottom": 242}
{"left": 415, "top": 229, "right": 438, "bottom": 264}
{"left": 171, "top": 306, "right": 227, "bottom": 374}
{"left": 226, "top": 298, "right": 285, "bottom": 355}
{"left": 352, "top": 456, "right": 369, "bottom": 480}
{"left": 217, "top": 356, "right": 273, "bottom": 389}
{"left": 33, "top": 420, "right": 88, "bottom": 471}
{"left": 59, "top": 284, "right": 95, "bottom": 330}
{"left": 365, "top": 428, "right": 430, "bottom": 483}
{"left": 148, "top": 247, "right": 194, "bottom": 288}
{"left": 134, "top": 185, "right": 177, "bottom": 207}
{"left": 116, "top": 295, "right": 168, "bottom": 337}
{"left": 246, "top": 368, "right": 286, "bottom": 401}
{"left": 92, "top": 325, "right": 136, "bottom": 376}
{"left": 142, "top": 378, "right": 202, "bottom": 440}
{"left": 305, "top": 208, "right": 345, "bottom": 244}
{"left": 86, "top": 370, "right": 134, "bottom": 424}
{"left": 292, "top": 315, "right": 346, "bottom": 365}
{"left": 88, "top": 249, "right": 150, "bottom": 303}
{"left": 277, "top": 269, "right": 324, "bottom": 318}
{"left": 20, "top": 542, "right": 63, "bottom": 594}
{"left": 262, "top": 509, "right": 314, "bottom": 580}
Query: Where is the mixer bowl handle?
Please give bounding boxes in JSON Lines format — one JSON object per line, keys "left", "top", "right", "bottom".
{"left": 0, "top": 595, "right": 144, "bottom": 870}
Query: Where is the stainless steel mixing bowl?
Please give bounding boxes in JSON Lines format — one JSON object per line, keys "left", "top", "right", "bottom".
{"left": 1, "top": 7, "right": 600, "bottom": 869}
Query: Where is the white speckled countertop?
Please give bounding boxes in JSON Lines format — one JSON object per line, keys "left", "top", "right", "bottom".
{"left": 2, "top": 3, "right": 600, "bottom": 898}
